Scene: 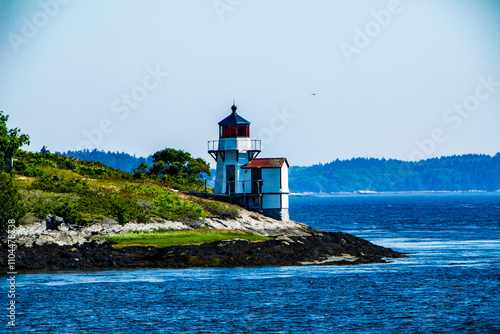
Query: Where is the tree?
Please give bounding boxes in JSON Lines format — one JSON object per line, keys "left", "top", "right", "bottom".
{"left": 0, "top": 110, "right": 30, "bottom": 172}
{"left": 148, "top": 148, "right": 211, "bottom": 184}
{"left": 133, "top": 162, "right": 149, "bottom": 179}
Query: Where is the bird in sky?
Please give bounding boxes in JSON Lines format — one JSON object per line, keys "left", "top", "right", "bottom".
{"left": 311, "top": 92, "right": 318, "bottom": 96}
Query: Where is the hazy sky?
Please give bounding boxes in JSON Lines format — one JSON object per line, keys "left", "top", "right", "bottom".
{"left": 1, "top": 0, "right": 499, "bottom": 167}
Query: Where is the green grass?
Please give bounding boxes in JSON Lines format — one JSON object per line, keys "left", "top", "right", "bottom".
{"left": 95, "top": 229, "right": 271, "bottom": 248}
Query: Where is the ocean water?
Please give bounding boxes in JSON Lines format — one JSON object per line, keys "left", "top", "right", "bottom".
{"left": 2, "top": 193, "right": 500, "bottom": 333}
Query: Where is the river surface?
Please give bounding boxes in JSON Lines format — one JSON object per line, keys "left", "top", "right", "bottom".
{"left": 2, "top": 193, "right": 500, "bottom": 333}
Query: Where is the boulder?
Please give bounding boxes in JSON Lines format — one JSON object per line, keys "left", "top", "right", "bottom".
{"left": 46, "top": 215, "right": 65, "bottom": 230}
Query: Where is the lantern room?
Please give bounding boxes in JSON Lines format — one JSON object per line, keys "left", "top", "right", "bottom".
{"left": 218, "top": 105, "right": 250, "bottom": 138}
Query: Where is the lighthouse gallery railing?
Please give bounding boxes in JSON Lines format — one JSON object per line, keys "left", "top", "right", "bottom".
{"left": 207, "top": 139, "right": 261, "bottom": 152}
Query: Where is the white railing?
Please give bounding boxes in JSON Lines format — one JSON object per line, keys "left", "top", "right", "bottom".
{"left": 207, "top": 139, "right": 261, "bottom": 152}
{"left": 207, "top": 179, "right": 262, "bottom": 196}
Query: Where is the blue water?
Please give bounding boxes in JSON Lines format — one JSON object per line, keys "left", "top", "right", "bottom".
{"left": 2, "top": 193, "right": 500, "bottom": 333}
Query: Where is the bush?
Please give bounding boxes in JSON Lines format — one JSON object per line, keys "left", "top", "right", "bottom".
{"left": 110, "top": 195, "right": 149, "bottom": 225}
{"left": 22, "top": 191, "right": 57, "bottom": 219}
{"left": 0, "top": 173, "right": 26, "bottom": 231}
{"left": 54, "top": 199, "right": 86, "bottom": 226}
{"left": 124, "top": 183, "right": 168, "bottom": 197}
{"left": 20, "top": 191, "right": 86, "bottom": 224}
{"left": 193, "top": 197, "right": 240, "bottom": 219}
{"left": 154, "top": 192, "right": 206, "bottom": 221}
{"left": 29, "top": 174, "right": 90, "bottom": 193}
{"left": 76, "top": 190, "right": 147, "bottom": 225}
{"left": 32, "top": 196, "right": 52, "bottom": 219}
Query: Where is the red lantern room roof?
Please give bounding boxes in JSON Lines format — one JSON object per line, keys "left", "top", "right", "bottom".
{"left": 218, "top": 104, "right": 251, "bottom": 126}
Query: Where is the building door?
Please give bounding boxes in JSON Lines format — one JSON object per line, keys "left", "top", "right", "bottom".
{"left": 226, "top": 165, "right": 235, "bottom": 194}
{"left": 251, "top": 168, "right": 261, "bottom": 194}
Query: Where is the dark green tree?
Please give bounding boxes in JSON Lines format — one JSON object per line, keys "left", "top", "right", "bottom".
{"left": 0, "top": 110, "right": 30, "bottom": 172}
{"left": 0, "top": 111, "right": 29, "bottom": 231}
{"left": 133, "top": 162, "right": 149, "bottom": 179}
{"left": 148, "top": 148, "right": 211, "bottom": 184}
{"left": 0, "top": 172, "right": 25, "bottom": 231}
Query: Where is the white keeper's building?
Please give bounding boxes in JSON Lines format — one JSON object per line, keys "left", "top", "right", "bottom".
{"left": 208, "top": 104, "right": 289, "bottom": 221}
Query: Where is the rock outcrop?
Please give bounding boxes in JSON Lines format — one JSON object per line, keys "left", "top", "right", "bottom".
{"left": 1, "top": 208, "right": 405, "bottom": 272}
{"left": 5, "top": 208, "right": 316, "bottom": 248}
{"left": 203, "top": 209, "right": 316, "bottom": 237}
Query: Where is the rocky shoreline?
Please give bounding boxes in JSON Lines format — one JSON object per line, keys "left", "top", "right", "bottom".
{"left": 2, "top": 232, "right": 404, "bottom": 272}
{"left": 1, "top": 209, "right": 405, "bottom": 273}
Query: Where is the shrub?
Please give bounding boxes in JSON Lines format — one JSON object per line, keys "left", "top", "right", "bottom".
{"left": 32, "top": 197, "right": 52, "bottom": 219}
{"left": 193, "top": 197, "right": 240, "bottom": 219}
{"left": 54, "top": 199, "right": 86, "bottom": 226}
{"left": 153, "top": 192, "right": 206, "bottom": 221}
{"left": 76, "top": 190, "right": 147, "bottom": 225}
{"left": 25, "top": 192, "right": 54, "bottom": 219}
{"left": 110, "top": 195, "right": 149, "bottom": 225}
{"left": 29, "top": 174, "right": 90, "bottom": 193}
{"left": 20, "top": 191, "right": 85, "bottom": 224}
{"left": 124, "top": 183, "right": 168, "bottom": 197}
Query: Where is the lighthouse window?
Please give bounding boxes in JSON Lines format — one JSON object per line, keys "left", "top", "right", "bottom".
{"left": 237, "top": 125, "right": 249, "bottom": 137}
{"left": 222, "top": 126, "right": 236, "bottom": 138}
{"left": 221, "top": 125, "right": 249, "bottom": 138}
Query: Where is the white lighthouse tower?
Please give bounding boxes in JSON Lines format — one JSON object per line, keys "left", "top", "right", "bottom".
{"left": 208, "top": 104, "right": 289, "bottom": 221}
{"left": 208, "top": 104, "right": 261, "bottom": 195}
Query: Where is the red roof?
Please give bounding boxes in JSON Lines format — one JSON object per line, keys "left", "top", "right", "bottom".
{"left": 241, "top": 158, "right": 288, "bottom": 169}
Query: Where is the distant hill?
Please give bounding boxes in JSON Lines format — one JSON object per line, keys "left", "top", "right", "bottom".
{"left": 59, "top": 149, "right": 153, "bottom": 173}
{"left": 289, "top": 154, "right": 500, "bottom": 193}
{"left": 59, "top": 150, "right": 500, "bottom": 193}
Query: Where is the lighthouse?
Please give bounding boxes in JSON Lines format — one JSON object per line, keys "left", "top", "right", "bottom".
{"left": 208, "top": 104, "right": 289, "bottom": 221}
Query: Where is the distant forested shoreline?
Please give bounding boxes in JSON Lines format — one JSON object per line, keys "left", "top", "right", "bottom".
{"left": 60, "top": 150, "right": 500, "bottom": 193}
{"left": 289, "top": 154, "right": 500, "bottom": 193}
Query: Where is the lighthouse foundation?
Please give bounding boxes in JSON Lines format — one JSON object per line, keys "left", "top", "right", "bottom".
{"left": 263, "top": 208, "right": 289, "bottom": 221}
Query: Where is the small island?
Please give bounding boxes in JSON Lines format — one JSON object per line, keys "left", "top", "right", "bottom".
{"left": 0, "top": 149, "right": 404, "bottom": 272}
{"left": 0, "top": 109, "right": 404, "bottom": 273}
{"left": 3, "top": 210, "right": 404, "bottom": 273}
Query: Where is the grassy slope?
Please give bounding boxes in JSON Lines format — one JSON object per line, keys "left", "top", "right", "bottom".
{"left": 94, "top": 229, "right": 271, "bottom": 248}
{"left": 13, "top": 151, "right": 240, "bottom": 227}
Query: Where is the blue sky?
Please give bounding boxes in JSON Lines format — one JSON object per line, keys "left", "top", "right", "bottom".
{"left": 1, "top": 0, "right": 499, "bottom": 166}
